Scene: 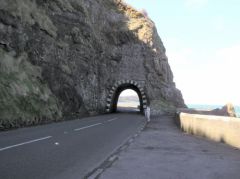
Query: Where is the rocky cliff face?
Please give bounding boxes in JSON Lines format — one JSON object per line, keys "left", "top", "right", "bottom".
{"left": 0, "top": 0, "right": 185, "bottom": 129}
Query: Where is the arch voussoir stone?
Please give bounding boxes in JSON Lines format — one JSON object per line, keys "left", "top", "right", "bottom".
{"left": 106, "top": 80, "right": 148, "bottom": 112}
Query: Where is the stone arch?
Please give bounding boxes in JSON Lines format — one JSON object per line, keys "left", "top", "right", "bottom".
{"left": 106, "top": 80, "right": 147, "bottom": 113}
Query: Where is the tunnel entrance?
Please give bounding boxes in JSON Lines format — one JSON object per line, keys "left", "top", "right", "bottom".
{"left": 106, "top": 80, "right": 147, "bottom": 113}
{"left": 117, "top": 89, "right": 140, "bottom": 113}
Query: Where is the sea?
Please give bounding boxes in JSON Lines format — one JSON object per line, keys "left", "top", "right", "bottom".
{"left": 118, "top": 95, "right": 240, "bottom": 118}
{"left": 187, "top": 104, "right": 240, "bottom": 118}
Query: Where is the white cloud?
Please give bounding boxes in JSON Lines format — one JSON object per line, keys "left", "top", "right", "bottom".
{"left": 215, "top": 45, "right": 240, "bottom": 63}
{"left": 210, "top": 45, "right": 240, "bottom": 104}
{"left": 167, "top": 48, "right": 194, "bottom": 64}
{"left": 211, "top": 17, "right": 226, "bottom": 32}
{"left": 167, "top": 40, "right": 240, "bottom": 105}
{"left": 184, "top": 0, "right": 208, "bottom": 9}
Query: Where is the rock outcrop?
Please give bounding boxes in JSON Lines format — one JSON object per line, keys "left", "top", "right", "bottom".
{"left": 178, "top": 103, "right": 237, "bottom": 117}
{"left": 0, "top": 0, "right": 185, "bottom": 129}
{"left": 211, "top": 103, "right": 236, "bottom": 117}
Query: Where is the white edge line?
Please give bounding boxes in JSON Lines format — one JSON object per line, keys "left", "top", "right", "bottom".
{"left": 74, "top": 123, "right": 102, "bottom": 131}
{"left": 107, "top": 118, "right": 118, "bottom": 122}
{"left": 0, "top": 136, "right": 52, "bottom": 152}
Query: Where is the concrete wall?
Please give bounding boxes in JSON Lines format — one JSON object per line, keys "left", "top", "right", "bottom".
{"left": 175, "top": 113, "right": 240, "bottom": 149}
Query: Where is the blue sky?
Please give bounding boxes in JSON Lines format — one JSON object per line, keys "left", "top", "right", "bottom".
{"left": 124, "top": 0, "right": 240, "bottom": 105}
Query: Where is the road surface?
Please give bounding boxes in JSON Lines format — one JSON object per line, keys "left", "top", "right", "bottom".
{"left": 0, "top": 113, "right": 145, "bottom": 179}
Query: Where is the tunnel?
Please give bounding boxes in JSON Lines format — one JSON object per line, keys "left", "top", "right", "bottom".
{"left": 106, "top": 80, "right": 147, "bottom": 113}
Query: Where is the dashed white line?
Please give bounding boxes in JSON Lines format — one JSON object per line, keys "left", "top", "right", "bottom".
{"left": 74, "top": 123, "right": 102, "bottom": 131}
{"left": 107, "top": 118, "right": 118, "bottom": 122}
{"left": 0, "top": 136, "right": 52, "bottom": 152}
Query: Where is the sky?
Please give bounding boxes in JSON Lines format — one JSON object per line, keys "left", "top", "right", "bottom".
{"left": 123, "top": 0, "right": 240, "bottom": 106}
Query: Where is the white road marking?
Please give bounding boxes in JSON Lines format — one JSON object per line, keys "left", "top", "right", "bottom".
{"left": 0, "top": 136, "right": 52, "bottom": 152}
{"left": 107, "top": 118, "right": 118, "bottom": 122}
{"left": 74, "top": 123, "right": 102, "bottom": 131}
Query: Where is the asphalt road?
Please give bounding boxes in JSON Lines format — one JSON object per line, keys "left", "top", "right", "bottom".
{"left": 0, "top": 113, "right": 145, "bottom": 179}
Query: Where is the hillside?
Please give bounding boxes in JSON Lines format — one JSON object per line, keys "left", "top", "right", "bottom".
{"left": 0, "top": 0, "right": 185, "bottom": 129}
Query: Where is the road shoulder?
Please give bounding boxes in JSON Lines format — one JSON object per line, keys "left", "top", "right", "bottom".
{"left": 99, "top": 115, "right": 240, "bottom": 179}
